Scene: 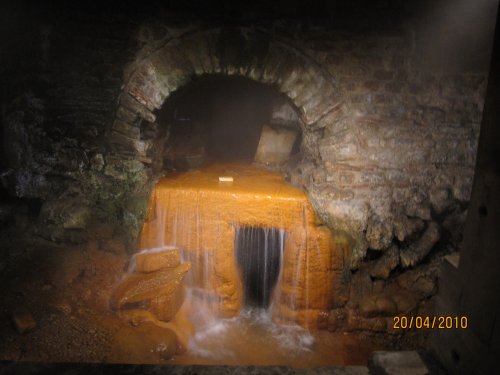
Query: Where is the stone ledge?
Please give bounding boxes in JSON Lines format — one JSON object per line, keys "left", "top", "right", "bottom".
{"left": 368, "top": 351, "right": 430, "bottom": 375}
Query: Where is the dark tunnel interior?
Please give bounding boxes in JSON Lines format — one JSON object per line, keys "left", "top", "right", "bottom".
{"left": 235, "top": 227, "right": 283, "bottom": 309}
{"left": 156, "top": 75, "right": 301, "bottom": 170}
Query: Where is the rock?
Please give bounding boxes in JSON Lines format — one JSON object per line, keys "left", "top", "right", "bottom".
{"left": 369, "top": 351, "right": 429, "bottom": 375}
{"left": 111, "top": 262, "right": 191, "bottom": 308}
{"left": 413, "top": 276, "right": 436, "bottom": 297}
{"left": 121, "top": 193, "right": 151, "bottom": 248}
{"left": 366, "top": 217, "right": 393, "bottom": 250}
{"left": 103, "top": 157, "right": 148, "bottom": 183}
{"left": 397, "top": 269, "right": 437, "bottom": 299}
{"left": 322, "top": 199, "right": 370, "bottom": 261}
{"left": 369, "top": 245, "right": 400, "bottom": 279}
{"left": 111, "top": 262, "right": 191, "bottom": 323}
{"left": 90, "top": 153, "right": 105, "bottom": 171}
{"left": 347, "top": 308, "right": 387, "bottom": 332}
{"left": 119, "top": 93, "right": 157, "bottom": 123}
{"left": 452, "top": 180, "right": 472, "bottom": 202}
{"left": 392, "top": 292, "right": 418, "bottom": 314}
{"left": 359, "top": 296, "right": 378, "bottom": 318}
{"left": 134, "top": 247, "right": 180, "bottom": 273}
{"left": 148, "top": 285, "right": 186, "bottom": 322}
{"left": 39, "top": 197, "right": 91, "bottom": 231}
{"left": 400, "top": 222, "right": 440, "bottom": 268}
{"left": 63, "top": 205, "right": 91, "bottom": 229}
{"left": 429, "top": 188, "right": 453, "bottom": 215}
{"left": 375, "top": 296, "right": 398, "bottom": 316}
{"left": 359, "top": 294, "right": 397, "bottom": 318}
{"left": 270, "top": 99, "right": 300, "bottom": 127}
{"left": 12, "top": 311, "right": 36, "bottom": 334}
{"left": 393, "top": 216, "right": 425, "bottom": 242}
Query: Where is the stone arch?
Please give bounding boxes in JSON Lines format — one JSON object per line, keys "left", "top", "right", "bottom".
{"left": 109, "top": 27, "right": 345, "bottom": 162}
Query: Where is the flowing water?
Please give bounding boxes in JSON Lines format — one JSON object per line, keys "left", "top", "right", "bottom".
{"left": 134, "top": 163, "right": 382, "bottom": 366}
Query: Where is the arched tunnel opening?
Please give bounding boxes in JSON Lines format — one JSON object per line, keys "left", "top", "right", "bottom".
{"left": 154, "top": 75, "right": 302, "bottom": 171}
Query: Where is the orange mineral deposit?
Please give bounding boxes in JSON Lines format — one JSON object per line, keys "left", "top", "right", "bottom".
{"left": 139, "top": 163, "right": 350, "bottom": 328}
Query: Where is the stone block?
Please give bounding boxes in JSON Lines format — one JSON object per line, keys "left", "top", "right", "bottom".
{"left": 322, "top": 115, "right": 352, "bottom": 138}
{"left": 393, "top": 216, "right": 425, "bottom": 242}
{"left": 62, "top": 205, "right": 91, "bottom": 230}
{"left": 392, "top": 292, "right": 418, "bottom": 314}
{"left": 254, "top": 125, "right": 298, "bottom": 165}
{"left": 148, "top": 45, "right": 192, "bottom": 94}
{"left": 320, "top": 140, "right": 359, "bottom": 162}
{"left": 452, "top": 181, "right": 473, "bottom": 202}
{"left": 314, "top": 186, "right": 356, "bottom": 202}
{"left": 110, "top": 131, "right": 152, "bottom": 156}
{"left": 180, "top": 33, "right": 217, "bottom": 75}
{"left": 134, "top": 247, "right": 181, "bottom": 273}
{"left": 112, "top": 120, "right": 141, "bottom": 139}
{"left": 110, "top": 262, "right": 191, "bottom": 322}
{"left": 400, "top": 222, "right": 440, "bottom": 268}
{"left": 119, "top": 95, "right": 156, "bottom": 123}
{"left": 429, "top": 188, "right": 453, "bottom": 215}
{"left": 39, "top": 197, "right": 91, "bottom": 230}
{"left": 116, "top": 105, "right": 139, "bottom": 125}
{"left": 126, "top": 67, "right": 165, "bottom": 111}
{"left": 370, "top": 245, "right": 400, "bottom": 279}
{"left": 369, "top": 351, "right": 429, "bottom": 375}
{"left": 148, "top": 284, "right": 186, "bottom": 322}
{"left": 270, "top": 98, "right": 300, "bottom": 126}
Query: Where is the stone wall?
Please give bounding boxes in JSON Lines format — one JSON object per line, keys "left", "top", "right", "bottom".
{"left": 1, "top": 9, "right": 139, "bottom": 242}
{"left": 294, "top": 30, "right": 486, "bottom": 266}
{"left": 108, "top": 21, "right": 487, "bottom": 270}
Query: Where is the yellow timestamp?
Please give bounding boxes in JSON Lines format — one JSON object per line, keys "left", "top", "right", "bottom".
{"left": 393, "top": 316, "right": 468, "bottom": 329}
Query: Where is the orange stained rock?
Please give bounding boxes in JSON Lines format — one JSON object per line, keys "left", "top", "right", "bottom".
{"left": 139, "top": 163, "right": 350, "bottom": 327}
{"left": 110, "top": 262, "right": 192, "bottom": 309}
{"left": 134, "top": 247, "right": 180, "bottom": 273}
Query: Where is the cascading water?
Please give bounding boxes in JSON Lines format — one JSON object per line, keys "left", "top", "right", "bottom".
{"left": 135, "top": 163, "right": 353, "bottom": 363}
{"left": 235, "top": 226, "right": 284, "bottom": 309}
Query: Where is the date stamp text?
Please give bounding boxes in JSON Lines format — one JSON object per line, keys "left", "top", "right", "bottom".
{"left": 393, "top": 316, "right": 468, "bottom": 329}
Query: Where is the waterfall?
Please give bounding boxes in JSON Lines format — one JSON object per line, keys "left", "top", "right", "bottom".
{"left": 234, "top": 226, "right": 284, "bottom": 309}
{"left": 136, "top": 163, "right": 348, "bottom": 344}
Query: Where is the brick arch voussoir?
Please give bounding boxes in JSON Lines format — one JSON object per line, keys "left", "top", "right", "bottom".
{"left": 109, "top": 27, "right": 344, "bottom": 161}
